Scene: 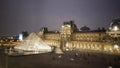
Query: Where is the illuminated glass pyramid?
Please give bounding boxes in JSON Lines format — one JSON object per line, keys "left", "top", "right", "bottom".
{"left": 14, "top": 33, "right": 52, "bottom": 52}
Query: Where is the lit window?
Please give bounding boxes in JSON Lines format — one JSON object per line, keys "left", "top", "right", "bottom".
{"left": 114, "top": 44, "right": 119, "bottom": 49}
{"left": 113, "top": 26, "right": 119, "bottom": 31}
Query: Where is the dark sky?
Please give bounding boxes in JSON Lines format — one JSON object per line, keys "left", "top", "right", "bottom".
{"left": 0, "top": 0, "right": 120, "bottom": 35}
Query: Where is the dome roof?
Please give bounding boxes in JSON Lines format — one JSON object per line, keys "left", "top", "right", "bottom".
{"left": 109, "top": 19, "right": 120, "bottom": 31}
{"left": 80, "top": 26, "right": 90, "bottom": 31}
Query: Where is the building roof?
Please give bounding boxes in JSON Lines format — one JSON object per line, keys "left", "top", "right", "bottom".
{"left": 108, "top": 19, "right": 120, "bottom": 32}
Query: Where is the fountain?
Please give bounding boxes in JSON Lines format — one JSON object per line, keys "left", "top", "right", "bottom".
{"left": 54, "top": 46, "right": 63, "bottom": 54}
{"left": 13, "top": 32, "right": 52, "bottom": 55}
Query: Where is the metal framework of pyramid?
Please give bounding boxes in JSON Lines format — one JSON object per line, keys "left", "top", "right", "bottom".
{"left": 14, "top": 33, "right": 52, "bottom": 52}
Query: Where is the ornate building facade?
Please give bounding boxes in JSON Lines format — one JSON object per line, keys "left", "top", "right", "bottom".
{"left": 38, "top": 19, "right": 120, "bottom": 54}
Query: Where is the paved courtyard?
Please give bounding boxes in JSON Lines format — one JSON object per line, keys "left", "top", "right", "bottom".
{"left": 0, "top": 50, "right": 120, "bottom": 68}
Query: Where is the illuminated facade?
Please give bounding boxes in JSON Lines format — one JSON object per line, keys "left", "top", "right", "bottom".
{"left": 38, "top": 20, "right": 120, "bottom": 54}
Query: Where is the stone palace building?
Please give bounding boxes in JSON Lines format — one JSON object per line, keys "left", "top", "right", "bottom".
{"left": 37, "top": 19, "right": 120, "bottom": 54}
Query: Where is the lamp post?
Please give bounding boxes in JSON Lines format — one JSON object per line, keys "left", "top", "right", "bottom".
{"left": 5, "top": 48, "right": 8, "bottom": 68}
{"left": 5, "top": 55, "right": 8, "bottom": 68}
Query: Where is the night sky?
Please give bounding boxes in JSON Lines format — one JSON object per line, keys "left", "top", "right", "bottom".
{"left": 0, "top": 0, "right": 120, "bottom": 35}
